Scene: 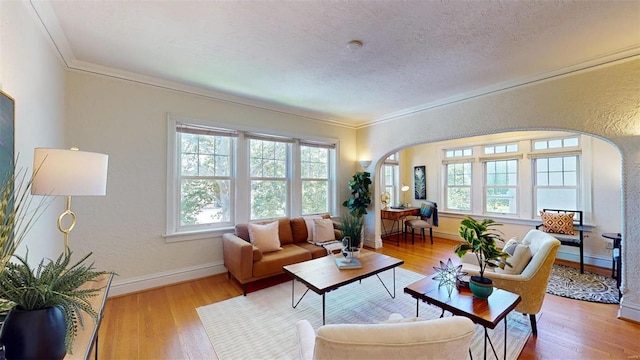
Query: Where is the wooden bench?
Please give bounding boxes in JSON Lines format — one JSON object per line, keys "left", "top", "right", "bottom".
{"left": 536, "top": 209, "right": 585, "bottom": 273}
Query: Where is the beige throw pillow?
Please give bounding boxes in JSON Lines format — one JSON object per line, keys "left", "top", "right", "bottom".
{"left": 495, "top": 238, "right": 532, "bottom": 275}
{"left": 313, "top": 218, "right": 335, "bottom": 243}
{"left": 540, "top": 211, "right": 575, "bottom": 235}
{"left": 302, "top": 215, "right": 322, "bottom": 241}
{"left": 248, "top": 221, "right": 282, "bottom": 253}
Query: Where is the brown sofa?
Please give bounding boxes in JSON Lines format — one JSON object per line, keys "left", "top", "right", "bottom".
{"left": 223, "top": 216, "right": 341, "bottom": 295}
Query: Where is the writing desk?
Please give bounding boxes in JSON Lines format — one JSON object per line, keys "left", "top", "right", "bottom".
{"left": 381, "top": 207, "right": 420, "bottom": 243}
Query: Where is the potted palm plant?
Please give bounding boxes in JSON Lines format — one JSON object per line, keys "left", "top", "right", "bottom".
{"left": 0, "top": 250, "right": 112, "bottom": 359}
{"left": 454, "top": 216, "right": 511, "bottom": 299}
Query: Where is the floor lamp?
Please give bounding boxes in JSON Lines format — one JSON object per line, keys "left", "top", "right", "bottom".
{"left": 31, "top": 147, "right": 109, "bottom": 252}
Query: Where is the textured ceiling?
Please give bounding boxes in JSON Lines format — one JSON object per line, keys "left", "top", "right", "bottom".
{"left": 32, "top": 0, "right": 640, "bottom": 127}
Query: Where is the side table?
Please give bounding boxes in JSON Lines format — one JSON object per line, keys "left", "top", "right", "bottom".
{"left": 404, "top": 277, "right": 521, "bottom": 360}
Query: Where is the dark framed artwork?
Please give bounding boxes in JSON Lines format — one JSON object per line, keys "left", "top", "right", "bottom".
{"left": 0, "top": 90, "right": 15, "bottom": 181}
{"left": 414, "top": 165, "right": 426, "bottom": 199}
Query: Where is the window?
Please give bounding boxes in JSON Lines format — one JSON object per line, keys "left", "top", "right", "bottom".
{"left": 175, "top": 125, "right": 235, "bottom": 232}
{"left": 381, "top": 153, "right": 399, "bottom": 206}
{"left": 249, "top": 136, "right": 289, "bottom": 220}
{"left": 484, "top": 159, "right": 518, "bottom": 214}
{"left": 533, "top": 137, "right": 579, "bottom": 150}
{"left": 446, "top": 162, "right": 472, "bottom": 211}
{"left": 300, "top": 144, "right": 330, "bottom": 215}
{"left": 533, "top": 155, "right": 579, "bottom": 212}
{"left": 166, "top": 116, "right": 338, "bottom": 239}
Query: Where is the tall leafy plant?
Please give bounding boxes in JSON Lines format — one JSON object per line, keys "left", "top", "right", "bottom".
{"left": 342, "top": 171, "right": 372, "bottom": 218}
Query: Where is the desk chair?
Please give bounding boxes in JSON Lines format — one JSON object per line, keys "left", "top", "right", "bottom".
{"left": 404, "top": 201, "right": 438, "bottom": 244}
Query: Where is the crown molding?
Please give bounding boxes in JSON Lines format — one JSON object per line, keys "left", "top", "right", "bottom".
{"left": 364, "top": 47, "right": 640, "bottom": 129}
{"left": 30, "top": 1, "right": 639, "bottom": 131}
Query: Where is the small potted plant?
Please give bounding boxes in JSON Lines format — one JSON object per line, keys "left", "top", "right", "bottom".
{"left": 454, "top": 216, "right": 511, "bottom": 299}
{"left": 0, "top": 250, "right": 113, "bottom": 359}
{"left": 341, "top": 214, "right": 364, "bottom": 258}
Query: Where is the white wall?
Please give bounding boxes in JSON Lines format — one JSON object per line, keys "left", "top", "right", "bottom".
{"left": 64, "top": 71, "right": 357, "bottom": 295}
{"left": 401, "top": 133, "right": 621, "bottom": 268}
{"left": 358, "top": 58, "right": 640, "bottom": 321}
{"left": 0, "top": 1, "right": 67, "bottom": 263}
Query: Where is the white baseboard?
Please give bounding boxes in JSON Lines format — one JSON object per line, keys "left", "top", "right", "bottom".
{"left": 108, "top": 262, "right": 227, "bottom": 297}
{"left": 619, "top": 296, "right": 640, "bottom": 322}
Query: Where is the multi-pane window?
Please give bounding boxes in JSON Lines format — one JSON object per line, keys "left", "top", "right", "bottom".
{"left": 534, "top": 155, "right": 579, "bottom": 212}
{"left": 177, "top": 126, "right": 234, "bottom": 230}
{"left": 533, "top": 137, "right": 579, "bottom": 150}
{"left": 381, "top": 153, "right": 399, "bottom": 206}
{"left": 484, "top": 159, "right": 518, "bottom": 214}
{"left": 168, "top": 118, "right": 338, "bottom": 238}
{"left": 446, "top": 162, "right": 472, "bottom": 211}
{"left": 249, "top": 137, "right": 289, "bottom": 220}
{"left": 484, "top": 143, "right": 518, "bottom": 155}
{"left": 301, "top": 144, "right": 330, "bottom": 215}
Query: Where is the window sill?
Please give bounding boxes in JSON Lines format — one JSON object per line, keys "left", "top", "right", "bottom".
{"left": 438, "top": 211, "right": 596, "bottom": 231}
{"left": 163, "top": 226, "right": 234, "bottom": 243}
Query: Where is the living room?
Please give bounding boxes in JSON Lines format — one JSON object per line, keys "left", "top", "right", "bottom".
{"left": 1, "top": 1, "right": 639, "bottom": 358}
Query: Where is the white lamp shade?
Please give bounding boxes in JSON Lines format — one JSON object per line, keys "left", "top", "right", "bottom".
{"left": 32, "top": 148, "right": 109, "bottom": 196}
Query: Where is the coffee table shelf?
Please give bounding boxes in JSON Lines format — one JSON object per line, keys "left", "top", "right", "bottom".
{"left": 404, "top": 277, "right": 521, "bottom": 360}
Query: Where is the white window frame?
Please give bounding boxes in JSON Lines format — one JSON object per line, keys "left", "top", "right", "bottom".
{"left": 380, "top": 153, "right": 400, "bottom": 206}
{"left": 165, "top": 114, "right": 338, "bottom": 241}
{"left": 300, "top": 142, "right": 334, "bottom": 216}
{"left": 444, "top": 161, "right": 473, "bottom": 212}
{"left": 482, "top": 157, "right": 520, "bottom": 215}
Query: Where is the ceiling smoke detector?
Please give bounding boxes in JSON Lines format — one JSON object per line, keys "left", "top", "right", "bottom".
{"left": 347, "top": 40, "right": 363, "bottom": 50}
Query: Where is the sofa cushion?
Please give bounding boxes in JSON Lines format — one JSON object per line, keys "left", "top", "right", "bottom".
{"left": 248, "top": 221, "right": 282, "bottom": 253}
{"left": 295, "top": 242, "right": 328, "bottom": 259}
{"left": 235, "top": 218, "right": 294, "bottom": 245}
{"left": 291, "top": 217, "right": 310, "bottom": 243}
{"left": 495, "top": 238, "right": 532, "bottom": 275}
{"left": 303, "top": 215, "right": 323, "bottom": 241}
{"left": 313, "top": 218, "right": 335, "bottom": 243}
{"left": 253, "top": 245, "right": 312, "bottom": 278}
{"left": 540, "top": 211, "right": 575, "bottom": 235}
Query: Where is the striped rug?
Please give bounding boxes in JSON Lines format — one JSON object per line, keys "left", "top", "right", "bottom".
{"left": 197, "top": 267, "right": 532, "bottom": 360}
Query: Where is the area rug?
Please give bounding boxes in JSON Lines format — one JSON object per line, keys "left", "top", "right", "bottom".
{"left": 197, "top": 268, "right": 532, "bottom": 360}
{"left": 546, "top": 264, "right": 619, "bottom": 304}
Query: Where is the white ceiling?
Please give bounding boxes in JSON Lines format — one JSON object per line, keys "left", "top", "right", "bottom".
{"left": 32, "top": 0, "right": 640, "bottom": 128}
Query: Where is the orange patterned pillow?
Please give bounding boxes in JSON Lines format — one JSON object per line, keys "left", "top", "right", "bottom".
{"left": 540, "top": 211, "right": 575, "bottom": 235}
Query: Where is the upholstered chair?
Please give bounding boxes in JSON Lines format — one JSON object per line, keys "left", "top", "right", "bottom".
{"left": 460, "top": 229, "right": 561, "bottom": 335}
{"left": 404, "top": 201, "right": 438, "bottom": 244}
{"left": 296, "top": 314, "right": 474, "bottom": 360}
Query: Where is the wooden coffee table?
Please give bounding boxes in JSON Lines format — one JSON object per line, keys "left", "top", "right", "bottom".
{"left": 404, "top": 277, "right": 521, "bottom": 360}
{"left": 283, "top": 250, "right": 404, "bottom": 324}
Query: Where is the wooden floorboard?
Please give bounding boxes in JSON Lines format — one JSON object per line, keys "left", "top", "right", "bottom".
{"left": 98, "top": 235, "right": 640, "bottom": 359}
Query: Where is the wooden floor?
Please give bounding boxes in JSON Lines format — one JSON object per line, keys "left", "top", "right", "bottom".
{"left": 98, "top": 236, "right": 640, "bottom": 359}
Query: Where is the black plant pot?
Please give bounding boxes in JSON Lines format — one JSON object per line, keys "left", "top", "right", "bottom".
{"left": 0, "top": 307, "right": 66, "bottom": 360}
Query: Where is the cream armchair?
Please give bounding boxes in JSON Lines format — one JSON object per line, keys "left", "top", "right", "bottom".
{"left": 461, "top": 229, "right": 561, "bottom": 335}
{"left": 295, "top": 314, "right": 475, "bottom": 360}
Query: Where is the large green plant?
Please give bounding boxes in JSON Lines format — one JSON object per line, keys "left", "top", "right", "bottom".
{"left": 342, "top": 172, "right": 372, "bottom": 218}
{"left": 454, "top": 216, "right": 510, "bottom": 279}
{"left": 0, "top": 251, "right": 112, "bottom": 353}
